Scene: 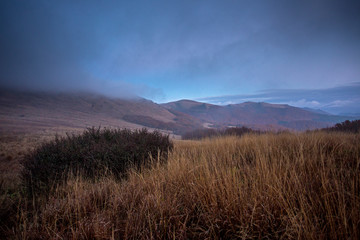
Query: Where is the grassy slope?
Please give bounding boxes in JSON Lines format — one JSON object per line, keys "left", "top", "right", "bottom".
{"left": 2, "top": 132, "right": 360, "bottom": 239}
{"left": 0, "top": 90, "right": 202, "bottom": 137}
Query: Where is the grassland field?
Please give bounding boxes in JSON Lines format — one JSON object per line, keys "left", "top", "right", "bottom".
{"left": 0, "top": 130, "right": 359, "bottom": 239}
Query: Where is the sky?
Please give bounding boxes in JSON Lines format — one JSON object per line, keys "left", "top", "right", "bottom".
{"left": 0, "top": 0, "right": 359, "bottom": 114}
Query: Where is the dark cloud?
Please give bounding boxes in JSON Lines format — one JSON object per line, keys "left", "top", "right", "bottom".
{"left": 0, "top": 0, "right": 359, "bottom": 101}
{"left": 1, "top": 1, "right": 97, "bottom": 90}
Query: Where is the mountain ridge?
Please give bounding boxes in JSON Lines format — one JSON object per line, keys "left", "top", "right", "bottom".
{"left": 0, "top": 89, "right": 357, "bottom": 136}
{"left": 162, "top": 100, "right": 356, "bottom": 131}
{"left": 0, "top": 89, "right": 202, "bottom": 136}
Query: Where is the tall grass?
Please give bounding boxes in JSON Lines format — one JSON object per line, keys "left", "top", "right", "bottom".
{"left": 6, "top": 132, "right": 360, "bottom": 239}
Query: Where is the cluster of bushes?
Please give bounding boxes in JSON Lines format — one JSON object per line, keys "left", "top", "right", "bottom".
{"left": 21, "top": 127, "right": 173, "bottom": 196}
{"left": 182, "top": 126, "right": 260, "bottom": 140}
{"left": 183, "top": 119, "right": 360, "bottom": 140}
{"left": 323, "top": 119, "right": 360, "bottom": 133}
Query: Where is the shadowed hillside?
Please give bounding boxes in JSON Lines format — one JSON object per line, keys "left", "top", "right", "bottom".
{"left": 0, "top": 89, "right": 202, "bottom": 136}
{"left": 163, "top": 100, "right": 356, "bottom": 130}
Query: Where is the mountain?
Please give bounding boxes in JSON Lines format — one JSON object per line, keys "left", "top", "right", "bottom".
{"left": 302, "top": 107, "right": 331, "bottom": 115}
{"left": 338, "top": 112, "right": 360, "bottom": 117}
{"left": 1, "top": 89, "right": 356, "bottom": 137}
{"left": 162, "top": 100, "right": 356, "bottom": 131}
{"left": 0, "top": 89, "right": 202, "bottom": 136}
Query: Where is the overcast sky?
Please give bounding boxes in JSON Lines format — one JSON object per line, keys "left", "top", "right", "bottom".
{"left": 1, "top": 0, "right": 359, "bottom": 114}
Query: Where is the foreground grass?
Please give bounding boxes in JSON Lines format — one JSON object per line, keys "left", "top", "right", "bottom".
{"left": 3, "top": 132, "right": 360, "bottom": 239}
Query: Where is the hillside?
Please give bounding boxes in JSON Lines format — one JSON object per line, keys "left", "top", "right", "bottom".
{"left": 0, "top": 89, "right": 202, "bottom": 136}
{"left": 1, "top": 89, "right": 356, "bottom": 137}
{"left": 163, "top": 100, "right": 355, "bottom": 130}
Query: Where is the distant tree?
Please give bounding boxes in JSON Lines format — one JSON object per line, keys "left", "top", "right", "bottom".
{"left": 323, "top": 119, "right": 360, "bottom": 133}
{"left": 182, "top": 126, "right": 261, "bottom": 140}
{"left": 182, "top": 128, "right": 220, "bottom": 140}
{"left": 224, "top": 126, "right": 260, "bottom": 136}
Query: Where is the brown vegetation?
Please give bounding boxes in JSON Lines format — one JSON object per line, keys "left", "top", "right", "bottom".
{"left": 21, "top": 128, "right": 173, "bottom": 197}
{"left": 1, "top": 131, "right": 359, "bottom": 239}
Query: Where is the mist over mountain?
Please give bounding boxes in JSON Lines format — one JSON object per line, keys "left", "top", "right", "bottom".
{"left": 0, "top": 89, "right": 202, "bottom": 136}
{"left": 1, "top": 1, "right": 360, "bottom": 104}
{"left": 302, "top": 108, "right": 331, "bottom": 115}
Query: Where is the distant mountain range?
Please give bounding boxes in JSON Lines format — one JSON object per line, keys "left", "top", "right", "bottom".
{"left": 162, "top": 100, "right": 356, "bottom": 131}
{"left": 0, "top": 89, "right": 357, "bottom": 136}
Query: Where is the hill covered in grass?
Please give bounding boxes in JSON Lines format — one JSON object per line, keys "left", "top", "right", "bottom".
{"left": 0, "top": 89, "right": 203, "bottom": 136}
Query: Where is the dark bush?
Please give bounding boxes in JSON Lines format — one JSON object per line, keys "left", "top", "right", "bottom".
{"left": 323, "top": 119, "right": 360, "bottom": 133}
{"left": 224, "top": 126, "right": 260, "bottom": 136}
{"left": 182, "top": 128, "right": 221, "bottom": 140}
{"left": 182, "top": 126, "right": 261, "bottom": 140}
{"left": 21, "top": 128, "right": 173, "bottom": 196}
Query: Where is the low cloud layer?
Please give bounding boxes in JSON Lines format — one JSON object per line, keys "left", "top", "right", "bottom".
{"left": 197, "top": 82, "right": 360, "bottom": 116}
{"left": 0, "top": 0, "right": 166, "bottom": 100}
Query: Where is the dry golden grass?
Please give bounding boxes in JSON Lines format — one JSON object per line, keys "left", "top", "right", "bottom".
{"left": 3, "top": 131, "right": 360, "bottom": 239}
{"left": 0, "top": 130, "right": 80, "bottom": 190}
